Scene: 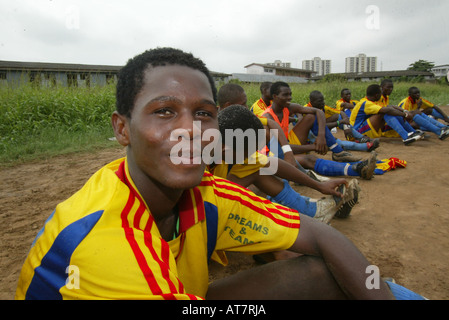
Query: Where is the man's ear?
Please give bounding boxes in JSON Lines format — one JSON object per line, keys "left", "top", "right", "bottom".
{"left": 111, "top": 111, "right": 130, "bottom": 146}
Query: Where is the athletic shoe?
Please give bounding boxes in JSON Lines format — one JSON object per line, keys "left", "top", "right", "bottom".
{"left": 403, "top": 132, "right": 422, "bottom": 145}
{"left": 366, "top": 138, "right": 380, "bottom": 152}
{"left": 355, "top": 136, "right": 372, "bottom": 143}
{"left": 306, "top": 170, "right": 331, "bottom": 182}
{"left": 335, "top": 180, "right": 361, "bottom": 219}
{"left": 414, "top": 129, "right": 428, "bottom": 139}
{"left": 439, "top": 128, "right": 449, "bottom": 140}
{"left": 351, "top": 151, "right": 377, "bottom": 180}
{"left": 314, "top": 195, "right": 342, "bottom": 224}
{"left": 332, "top": 150, "right": 362, "bottom": 162}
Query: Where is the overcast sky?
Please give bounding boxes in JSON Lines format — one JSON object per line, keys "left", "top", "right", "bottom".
{"left": 1, "top": 0, "right": 448, "bottom": 74}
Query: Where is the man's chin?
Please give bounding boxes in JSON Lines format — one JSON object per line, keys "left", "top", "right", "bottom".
{"left": 165, "top": 165, "right": 206, "bottom": 189}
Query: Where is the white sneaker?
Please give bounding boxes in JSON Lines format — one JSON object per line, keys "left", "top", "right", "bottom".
{"left": 306, "top": 170, "right": 331, "bottom": 182}
{"left": 314, "top": 196, "right": 341, "bottom": 224}
{"left": 403, "top": 132, "right": 422, "bottom": 145}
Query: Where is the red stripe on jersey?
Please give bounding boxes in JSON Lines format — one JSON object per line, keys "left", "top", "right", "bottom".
{"left": 193, "top": 187, "right": 205, "bottom": 222}
{"left": 178, "top": 188, "right": 206, "bottom": 234}
{"left": 200, "top": 178, "right": 300, "bottom": 225}
{"left": 214, "top": 189, "right": 299, "bottom": 228}
{"left": 141, "top": 219, "right": 179, "bottom": 295}
{"left": 118, "top": 160, "right": 182, "bottom": 299}
{"left": 120, "top": 193, "right": 164, "bottom": 295}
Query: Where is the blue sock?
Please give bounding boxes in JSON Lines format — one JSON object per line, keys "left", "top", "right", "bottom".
{"left": 385, "top": 281, "right": 426, "bottom": 300}
{"left": 337, "top": 139, "right": 368, "bottom": 151}
{"left": 271, "top": 180, "right": 317, "bottom": 217}
{"left": 337, "top": 115, "right": 366, "bottom": 140}
{"left": 413, "top": 114, "right": 441, "bottom": 135}
{"left": 424, "top": 114, "right": 447, "bottom": 129}
{"left": 383, "top": 114, "right": 412, "bottom": 140}
{"left": 432, "top": 109, "right": 445, "bottom": 121}
{"left": 311, "top": 118, "right": 344, "bottom": 153}
{"left": 314, "top": 158, "right": 358, "bottom": 176}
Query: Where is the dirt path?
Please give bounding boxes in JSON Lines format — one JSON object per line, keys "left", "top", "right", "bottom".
{"left": 2, "top": 107, "right": 449, "bottom": 299}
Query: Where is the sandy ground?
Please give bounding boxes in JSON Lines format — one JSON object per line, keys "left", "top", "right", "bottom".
{"left": 1, "top": 106, "right": 449, "bottom": 300}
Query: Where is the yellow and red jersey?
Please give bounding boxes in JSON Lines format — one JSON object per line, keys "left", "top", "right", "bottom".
{"left": 250, "top": 98, "right": 271, "bottom": 117}
{"left": 16, "top": 157, "right": 299, "bottom": 300}
{"left": 399, "top": 96, "right": 434, "bottom": 111}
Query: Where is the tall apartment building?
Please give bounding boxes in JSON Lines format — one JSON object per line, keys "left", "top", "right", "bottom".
{"left": 345, "top": 53, "right": 378, "bottom": 73}
{"left": 267, "top": 60, "right": 291, "bottom": 68}
{"left": 302, "top": 57, "right": 331, "bottom": 76}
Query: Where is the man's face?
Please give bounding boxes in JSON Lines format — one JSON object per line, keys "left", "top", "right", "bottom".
{"left": 341, "top": 90, "right": 351, "bottom": 102}
{"left": 123, "top": 65, "right": 218, "bottom": 190}
{"left": 273, "top": 86, "right": 292, "bottom": 107}
{"left": 410, "top": 89, "right": 421, "bottom": 101}
{"left": 311, "top": 94, "right": 325, "bottom": 109}
{"left": 382, "top": 83, "right": 394, "bottom": 96}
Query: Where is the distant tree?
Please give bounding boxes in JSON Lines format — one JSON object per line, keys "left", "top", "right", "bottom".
{"left": 407, "top": 60, "right": 435, "bottom": 72}
{"left": 321, "top": 73, "right": 347, "bottom": 82}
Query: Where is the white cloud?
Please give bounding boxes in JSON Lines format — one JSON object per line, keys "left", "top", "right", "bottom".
{"left": 0, "top": 0, "right": 447, "bottom": 73}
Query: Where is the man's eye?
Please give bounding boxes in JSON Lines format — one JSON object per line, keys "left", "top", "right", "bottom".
{"left": 154, "top": 108, "right": 173, "bottom": 116}
{"left": 196, "top": 111, "right": 212, "bottom": 117}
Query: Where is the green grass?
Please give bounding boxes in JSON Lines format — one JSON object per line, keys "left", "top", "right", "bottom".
{"left": 0, "top": 84, "right": 117, "bottom": 166}
{"left": 1, "top": 80, "right": 448, "bottom": 166}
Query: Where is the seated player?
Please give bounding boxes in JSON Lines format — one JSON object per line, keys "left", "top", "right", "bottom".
{"left": 306, "top": 90, "right": 380, "bottom": 152}
{"left": 350, "top": 84, "right": 424, "bottom": 146}
{"left": 261, "top": 81, "right": 362, "bottom": 163}
{"left": 212, "top": 104, "right": 361, "bottom": 224}
{"left": 217, "top": 83, "right": 298, "bottom": 168}
{"left": 398, "top": 86, "right": 449, "bottom": 140}
{"left": 336, "top": 88, "right": 359, "bottom": 118}
{"left": 250, "top": 81, "right": 272, "bottom": 117}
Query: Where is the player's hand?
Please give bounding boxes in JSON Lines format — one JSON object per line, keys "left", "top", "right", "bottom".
{"left": 314, "top": 136, "right": 328, "bottom": 155}
{"left": 317, "top": 179, "right": 348, "bottom": 197}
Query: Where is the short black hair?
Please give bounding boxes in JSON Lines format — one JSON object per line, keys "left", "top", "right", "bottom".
{"left": 380, "top": 79, "right": 393, "bottom": 87}
{"left": 218, "top": 104, "right": 264, "bottom": 151}
{"left": 270, "top": 81, "right": 290, "bottom": 97}
{"left": 408, "top": 86, "right": 419, "bottom": 95}
{"left": 309, "top": 90, "right": 323, "bottom": 101}
{"left": 217, "top": 83, "right": 245, "bottom": 107}
{"left": 341, "top": 88, "right": 350, "bottom": 95}
{"left": 116, "top": 47, "right": 217, "bottom": 117}
{"left": 366, "top": 84, "right": 382, "bottom": 97}
{"left": 260, "top": 81, "right": 272, "bottom": 93}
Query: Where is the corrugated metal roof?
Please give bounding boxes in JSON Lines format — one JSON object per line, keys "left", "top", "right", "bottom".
{"left": 0, "top": 60, "right": 231, "bottom": 77}
{"left": 0, "top": 60, "right": 122, "bottom": 73}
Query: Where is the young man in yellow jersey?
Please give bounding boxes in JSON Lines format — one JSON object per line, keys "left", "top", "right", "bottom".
{"left": 250, "top": 81, "right": 272, "bottom": 117}
{"left": 16, "top": 47, "right": 424, "bottom": 300}
{"left": 336, "top": 88, "right": 359, "bottom": 118}
{"left": 398, "top": 86, "right": 449, "bottom": 140}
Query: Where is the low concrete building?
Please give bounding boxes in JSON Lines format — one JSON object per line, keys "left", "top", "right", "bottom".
{"left": 0, "top": 60, "right": 231, "bottom": 88}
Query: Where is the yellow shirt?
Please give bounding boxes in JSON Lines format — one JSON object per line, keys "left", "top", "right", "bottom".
{"left": 399, "top": 97, "right": 434, "bottom": 111}
{"left": 250, "top": 98, "right": 271, "bottom": 117}
{"left": 16, "top": 157, "right": 299, "bottom": 300}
